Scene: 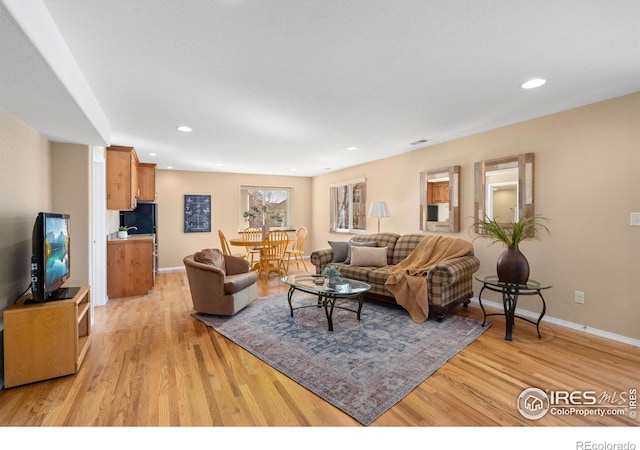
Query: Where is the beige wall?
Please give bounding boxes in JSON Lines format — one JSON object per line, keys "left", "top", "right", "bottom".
{"left": 311, "top": 92, "right": 640, "bottom": 341}
{"left": 51, "top": 142, "right": 91, "bottom": 287}
{"left": 0, "top": 108, "right": 52, "bottom": 314}
{"left": 156, "top": 170, "right": 312, "bottom": 269}
{"left": 0, "top": 111, "right": 93, "bottom": 378}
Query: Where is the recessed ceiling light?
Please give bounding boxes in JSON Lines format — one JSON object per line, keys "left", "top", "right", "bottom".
{"left": 149, "top": 152, "right": 156, "bottom": 157}
{"left": 167, "top": 166, "right": 173, "bottom": 169}
{"left": 521, "top": 78, "right": 546, "bottom": 89}
{"left": 177, "top": 126, "right": 192, "bottom": 132}
{"left": 347, "top": 146, "right": 358, "bottom": 151}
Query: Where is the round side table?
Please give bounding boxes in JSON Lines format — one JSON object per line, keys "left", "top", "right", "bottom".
{"left": 475, "top": 275, "right": 552, "bottom": 341}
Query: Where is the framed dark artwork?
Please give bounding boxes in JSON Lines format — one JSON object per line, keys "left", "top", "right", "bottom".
{"left": 184, "top": 194, "right": 211, "bottom": 233}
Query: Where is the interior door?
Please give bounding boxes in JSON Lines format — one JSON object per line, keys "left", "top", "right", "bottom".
{"left": 91, "top": 146, "right": 107, "bottom": 310}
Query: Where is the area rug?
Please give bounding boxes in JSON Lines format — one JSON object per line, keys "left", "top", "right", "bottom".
{"left": 193, "top": 293, "right": 490, "bottom": 425}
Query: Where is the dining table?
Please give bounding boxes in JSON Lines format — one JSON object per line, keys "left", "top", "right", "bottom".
{"left": 229, "top": 235, "right": 295, "bottom": 275}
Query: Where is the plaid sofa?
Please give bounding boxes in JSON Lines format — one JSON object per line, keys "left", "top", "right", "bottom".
{"left": 310, "top": 233, "right": 480, "bottom": 321}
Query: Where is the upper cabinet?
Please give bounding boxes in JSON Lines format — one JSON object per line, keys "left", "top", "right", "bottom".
{"left": 106, "top": 146, "right": 137, "bottom": 210}
{"left": 137, "top": 162, "right": 157, "bottom": 202}
{"left": 107, "top": 146, "right": 158, "bottom": 209}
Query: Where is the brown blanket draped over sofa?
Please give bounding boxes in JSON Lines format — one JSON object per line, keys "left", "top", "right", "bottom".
{"left": 385, "top": 235, "right": 474, "bottom": 322}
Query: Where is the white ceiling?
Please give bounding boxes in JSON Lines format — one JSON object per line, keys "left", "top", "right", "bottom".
{"left": 2, "top": 0, "right": 640, "bottom": 177}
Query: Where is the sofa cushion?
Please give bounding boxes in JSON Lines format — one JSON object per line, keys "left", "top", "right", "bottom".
{"left": 224, "top": 272, "right": 258, "bottom": 294}
{"left": 390, "top": 234, "right": 426, "bottom": 265}
{"left": 330, "top": 263, "right": 374, "bottom": 282}
{"left": 194, "top": 248, "right": 226, "bottom": 272}
{"left": 344, "top": 240, "right": 377, "bottom": 264}
{"left": 328, "top": 241, "right": 349, "bottom": 262}
{"left": 350, "top": 246, "right": 388, "bottom": 267}
{"left": 367, "top": 266, "right": 392, "bottom": 286}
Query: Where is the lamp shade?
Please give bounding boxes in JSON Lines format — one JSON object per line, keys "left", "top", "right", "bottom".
{"left": 368, "top": 201, "right": 390, "bottom": 233}
{"left": 367, "top": 201, "right": 390, "bottom": 218}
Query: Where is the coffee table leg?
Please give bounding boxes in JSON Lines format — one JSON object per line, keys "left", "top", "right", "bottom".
{"left": 287, "top": 286, "right": 295, "bottom": 317}
{"left": 357, "top": 294, "right": 363, "bottom": 320}
{"left": 323, "top": 295, "right": 335, "bottom": 331}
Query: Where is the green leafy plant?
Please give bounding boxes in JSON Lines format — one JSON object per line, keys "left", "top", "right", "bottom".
{"left": 471, "top": 214, "right": 550, "bottom": 247}
{"left": 322, "top": 266, "right": 342, "bottom": 278}
{"left": 118, "top": 226, "right": 128, "bottom": 232}
{"left": 243, "top": 205, "right": 267, "bottom": 221}
{"left": 244, "top": 205, "right": 284, "bottom": 225}
{"left": 269, "top": 212, "right": 284, "bottom": 223}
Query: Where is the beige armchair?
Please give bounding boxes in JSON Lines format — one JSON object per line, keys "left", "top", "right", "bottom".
{"left": 183, "top": 248, "right": 258, "bottom": 315}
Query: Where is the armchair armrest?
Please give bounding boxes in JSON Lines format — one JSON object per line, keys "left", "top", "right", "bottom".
{"left": 428, "top": 255, "right": 480, "bottom": 286}
{"left": 310, "top": 248, "right": 333, "bottom": 274}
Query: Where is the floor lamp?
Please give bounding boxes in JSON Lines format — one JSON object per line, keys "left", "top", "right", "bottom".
{"left": 368, "top": 201, "right": 390, "bottom": 233}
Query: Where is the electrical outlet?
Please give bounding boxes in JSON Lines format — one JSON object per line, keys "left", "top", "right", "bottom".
{"left": 575, "top": 291, "right": 585, "bottom": 304}
{"left": 631, "top": 213, "right": 640, "bottom": 227}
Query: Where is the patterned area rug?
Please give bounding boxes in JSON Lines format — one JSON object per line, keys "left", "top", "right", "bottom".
{"left": 193, "top": 293, "right": 490, "bottom": 425}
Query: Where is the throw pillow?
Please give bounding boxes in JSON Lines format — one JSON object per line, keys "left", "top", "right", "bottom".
{"left": 328, "top": 241, "right": 349, "bottom": 262}
{"left": 344, "top": 240, "right": 377, "bottom": 264}
{"left": 194, "top": 248, "right": 226, "bottom": 272}
{"left": 349, "top": 246, "right": 388, "bottom": 267}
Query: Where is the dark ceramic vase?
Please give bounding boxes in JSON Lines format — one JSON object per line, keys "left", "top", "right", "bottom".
{"left": 496, "top": 245, "right": 530, "bottom": 285}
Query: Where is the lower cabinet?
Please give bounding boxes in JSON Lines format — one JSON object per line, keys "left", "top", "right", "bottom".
{"left": 107, "top": 236, "right": 155, "bottom": 298}
{"left": 3, "top": 286, "right": 91, "bottom": 388}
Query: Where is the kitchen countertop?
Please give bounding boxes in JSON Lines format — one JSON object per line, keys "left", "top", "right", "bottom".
{"left": 107, "top": 233, "right": 155, "bottom": 242}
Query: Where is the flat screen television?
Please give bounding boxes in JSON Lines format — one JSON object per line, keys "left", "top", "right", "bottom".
{"left": 30, "top": 212, "right": 78, "bottom": 302}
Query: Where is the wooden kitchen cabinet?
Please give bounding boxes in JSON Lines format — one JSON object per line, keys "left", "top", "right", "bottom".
{"left": 107, "top": 235, "right": 155, "bottom": 298}
{"left": 107, "top": 145, "right": 139, "bottom": 210}
{"left": 137, "top": 162, "right": 157, "bottom": 201}
{"left": 3, "top": 286, "right": 91, "bottom": 388}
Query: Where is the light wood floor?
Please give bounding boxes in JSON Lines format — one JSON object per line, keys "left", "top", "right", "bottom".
{"left": 0, "top": 265, "right": 638, "bottom": 427}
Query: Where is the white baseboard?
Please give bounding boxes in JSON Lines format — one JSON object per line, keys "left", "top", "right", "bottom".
{"left": 158, "top": 266, "right": 184, "bottom": 272}
{"left": 470, "top": 297, "right": 640, "bottom": 347}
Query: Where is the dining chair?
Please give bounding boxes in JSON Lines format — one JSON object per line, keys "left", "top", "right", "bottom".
{"left": 285, "top": 226, "right": 309, "bottom": 272}
{"left": 218, "top": 230, "right": 245, "bottom": 258}
{"left": 257, "top": 230, "right": 290, "bottom": 280}
{"left": 242, "top": 226, "right": 263, "bottom": 267}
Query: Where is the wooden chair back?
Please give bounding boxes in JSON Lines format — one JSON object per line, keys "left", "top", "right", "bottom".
{"left": 218, "top": 230, "right": 232, "bottom": 256}
{"left": 286, "top": 226, "right": 309, "bottom": 271}
{"left": 258, "top": 230, "right": 290, "bottom": 278}
{"left": 293, "top": 226, "right": 308, "bottom": 252}
{"left": 243, "top": 227, "right": 262, "bottom": 244}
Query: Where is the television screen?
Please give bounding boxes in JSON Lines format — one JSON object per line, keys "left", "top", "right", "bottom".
{"left": 31, "top": 212, "right": 76, "bottom": 302}
{"left": 44, "top": 215, "right": 70, "bottom": 289}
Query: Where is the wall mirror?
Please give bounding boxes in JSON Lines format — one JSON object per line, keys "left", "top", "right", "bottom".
{"left": 474, "top": 153, "right": 534, "bottom": 231}
{"left": 420, "top": 165, "right": 460, "bottom": 232}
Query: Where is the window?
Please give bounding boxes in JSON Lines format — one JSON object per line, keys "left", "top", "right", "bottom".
{"left": 330, "top": 178, "right": 367, "bottom": 233}
{"left": 240, "top": 186, "right": 292, "bottom": 229}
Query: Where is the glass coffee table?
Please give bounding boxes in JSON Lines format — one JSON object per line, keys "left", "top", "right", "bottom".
{"left": 475, "top": 275, "right": 552, "bottom": 341}
{"left": 281, "top": 275, "right": 371, "bottom": 331}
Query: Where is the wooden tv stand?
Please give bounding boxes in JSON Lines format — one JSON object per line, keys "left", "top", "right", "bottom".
{"left": 3, "top": 285, "right": 91, "bottom": 388}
